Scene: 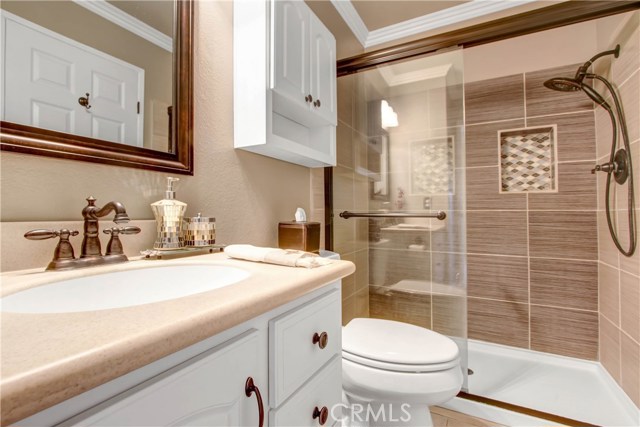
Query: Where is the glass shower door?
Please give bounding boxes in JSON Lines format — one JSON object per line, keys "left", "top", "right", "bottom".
{"left": 335, "top": 48, "right": 468, "bottom": 389}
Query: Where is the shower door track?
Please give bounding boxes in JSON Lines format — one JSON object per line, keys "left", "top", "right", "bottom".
{"left": 456, "top": 391, "right": 600, "bottom": 427}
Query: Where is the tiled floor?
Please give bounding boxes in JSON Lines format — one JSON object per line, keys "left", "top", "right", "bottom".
{"left": 431, "top": 406, "right": 504, "bottom": 427}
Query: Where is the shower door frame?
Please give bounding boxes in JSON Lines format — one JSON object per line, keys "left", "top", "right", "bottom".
{"left": 325, "top": 0, "right": 639, "bottom": 250}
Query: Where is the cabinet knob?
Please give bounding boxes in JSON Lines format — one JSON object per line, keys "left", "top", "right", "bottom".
{"left": 312, "top": 332, "right": 328, "bottom": 349}
{"left": 313, "top": 406, "right": 329, "bottom": 425}
{"left": 245, "top": 377, "right": 264, "bottom": 427}
{"left": 305, "top": 94, "right": 313, "bottom": 103}
{"left": 313, "top": 99, "right": 321, "bottom": 108}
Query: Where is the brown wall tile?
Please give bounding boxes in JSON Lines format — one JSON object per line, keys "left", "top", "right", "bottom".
{"left": 529, "top": 211, "right": 597, "bottom": 260}
{"left": 525, "top": 64, "right": 593, "bottom": 117}
{"left": 370, "top": 286, "right": 432, "bottom": 329}
{"left": 341, "top": 252, "right": 356, "bottom": 298}
{"left": 337, "top": 124, "right": 354, "bottom": 168}
{"left": 338, "top": 75, "right": 354, "bottom": 126}
{"left": 530, "top": 258, "right": 598, "bottom": 311}
{"left": 468, "top": 211, "right": 528, "bottom": 256}
{"left": 599, "top": 262, "right": 620, "bottom": 326}
{"left": 432, "top": 294, "right": 467, "bottom": 338}
{"left": 468, "top": 254, "right": 528, "bottom": 303}
{"left": 465, "top": 74, "right": 524, "bottom": 125}
{"left": 465, "top": 119, "right": 525, "bottom": 168}
{"left": 466, "top": 166, "right": 527, "bottom": 210}
{"left": 432, "top": 210, "right": 466, "bottom": 253}
{"left": 531, "top": 305, "right": 598, "bottom": 360}
{"left": 468, "top": 298, "right": 529, "bottom": 348}
{"left": 621, "top": 271, "right": 640, "bottom": 341}
{"left": 528, "top": 162, "right": 597, "bottom": 211}
{"left": 368, "top": 248, "right": 431, "bottom": 287}
{"left": 621, "top": 333, "right": 640, "bottom": 408}
{"left": 527, "top": 112, "right": 596, "bottom": 162}
{"left": 600, "top": 314, "right": 621, "bottom": 381}
{"left": 598, "top": 209, "right": 620, "bottom": 268}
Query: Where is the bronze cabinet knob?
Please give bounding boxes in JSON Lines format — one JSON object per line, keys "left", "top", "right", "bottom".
{"left": 313, "top": 406, "right": 329, "bottom": 425}
{"left": 313, "top": 99, "right": 321, "bottom": 107}
{"left": 312, "top": 331, "right": 328, "bottom": 349}
{"left": 305, "top": 94, "right": 313, "bottom": 103}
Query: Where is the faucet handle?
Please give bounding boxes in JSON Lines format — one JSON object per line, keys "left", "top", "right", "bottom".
{"left": 24, "top": 229, "right": 79, "bottom": 270}
{"left": 103, "top": 226, "right": 141, "bottom": 256}
{"left": 103, "top": 226, "right": 141, "bottom": 236}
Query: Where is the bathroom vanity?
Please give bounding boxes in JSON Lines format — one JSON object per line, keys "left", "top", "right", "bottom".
{"left": 0, "top": 253, "right": 354, "bottom": 426}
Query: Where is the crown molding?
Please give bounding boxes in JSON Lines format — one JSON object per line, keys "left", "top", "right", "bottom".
{"left": 330, "top": 0, "right": 368, "bottom": 46}
{"left": 72, "top": 0, "right": 173, "bottom": 52}
{"left": 333, "top": 0, "right": 542, "bottom": 49}
{"left": 365, "top": 0, "right": 539, "bottom": 47}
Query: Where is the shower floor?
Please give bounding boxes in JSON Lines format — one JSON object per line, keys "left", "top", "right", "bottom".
{"left": 443, "top": 339, "right": 639, "bottom": 426}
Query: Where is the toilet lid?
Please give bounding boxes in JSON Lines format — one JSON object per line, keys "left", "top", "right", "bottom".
{"left": 342, "top": 318, "right": 460, "bottom": 366}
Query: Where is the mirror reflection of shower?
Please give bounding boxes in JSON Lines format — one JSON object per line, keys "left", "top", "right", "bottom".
{"left": 544, "top": 44, "right": 637, "bottom": 256}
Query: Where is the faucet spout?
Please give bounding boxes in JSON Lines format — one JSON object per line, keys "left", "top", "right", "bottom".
{"left": 81, "top": 197, "right": 130, "bottom": 258}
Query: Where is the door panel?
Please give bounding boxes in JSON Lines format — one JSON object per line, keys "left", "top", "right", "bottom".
{"left": 2, "top": 14, "right": 143, "bottom": 146}
{"left": 310, "top": 15, "right": 336, "bottom": 125}
{"left": 271, "top": 0, "right": 309, "bottom": 108}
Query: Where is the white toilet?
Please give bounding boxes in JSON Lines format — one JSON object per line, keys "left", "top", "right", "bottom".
{"left": 342, "top": 318, "right": 463, "bottom": 427}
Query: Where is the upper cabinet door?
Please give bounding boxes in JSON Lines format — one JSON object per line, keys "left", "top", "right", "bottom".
{"left": 309, "top": 14, "right": 337, "bottom": 126}
{"left": 271, "top": 0, "right": 309, "bottom": 109}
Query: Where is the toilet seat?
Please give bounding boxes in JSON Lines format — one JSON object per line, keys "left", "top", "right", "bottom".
{"left": 342, "top": 318, "right": 460, "bottom": 373}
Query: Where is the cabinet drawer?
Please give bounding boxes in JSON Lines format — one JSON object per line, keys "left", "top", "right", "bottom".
{"left": 269, "top": 288, "right": 341, "bottom": 407}
{"left": 61, "top": 330, "right": 266, "bottom": 427}
{"left": 270, "top": 356, "right": 342, "bottom": 427}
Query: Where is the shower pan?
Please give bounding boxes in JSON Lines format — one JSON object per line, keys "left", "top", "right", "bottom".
{"left": 545, "top": 45, "right": 637, "bottom": 256}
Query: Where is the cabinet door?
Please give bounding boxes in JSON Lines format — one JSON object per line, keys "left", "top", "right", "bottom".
{"left": 271, "top": 0, "right": 309, "bottom": 109}
{"left": 63, "top": 330, "right": 266, "bottom": 426}
{"left": 309, "top": 14, "right": 337, "bottom": 126}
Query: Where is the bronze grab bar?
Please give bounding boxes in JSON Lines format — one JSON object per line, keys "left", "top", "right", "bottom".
{"left": 339, "top": 211, "right": 446, "bottom": 220}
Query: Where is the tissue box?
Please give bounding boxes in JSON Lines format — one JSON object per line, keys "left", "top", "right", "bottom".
{"left": 278, "top": 221, "right": 320, "bottom": 253}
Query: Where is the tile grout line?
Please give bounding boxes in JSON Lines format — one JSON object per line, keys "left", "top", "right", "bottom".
{"left": 468, "top": 295, "right": 600, "bottom": 314}
{"left": 524, "top": 70, "right": 531, "bottom": 350}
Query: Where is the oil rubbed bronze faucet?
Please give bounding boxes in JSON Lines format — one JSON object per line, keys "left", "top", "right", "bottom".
{"left": 24, "top": 197, "right": 141, "bottom": 271}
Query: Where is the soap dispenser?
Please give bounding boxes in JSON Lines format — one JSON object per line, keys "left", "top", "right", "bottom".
{"left": 151, "top": 177, "right": 187, "bottom": 250}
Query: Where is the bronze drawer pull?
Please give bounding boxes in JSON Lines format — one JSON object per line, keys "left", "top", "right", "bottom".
{"left": 313, "top": 332, "right": 328, "bottom": 349}
{"left": 245, "top": 377, "right": 264, "bottom": 427}
{"left": 313, "top": 406, "right": 329, "bottom": 425}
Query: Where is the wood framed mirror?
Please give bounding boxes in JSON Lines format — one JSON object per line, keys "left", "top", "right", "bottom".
{"left": 0, "top": 0, "right": 194, "bottom": 175}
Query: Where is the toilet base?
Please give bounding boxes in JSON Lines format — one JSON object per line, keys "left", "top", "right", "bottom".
{"left": 341, "top": 393, "right": 434, "bottom": 427}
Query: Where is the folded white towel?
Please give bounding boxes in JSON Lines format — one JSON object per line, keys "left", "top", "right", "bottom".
{"left": 225, "top": 244, "right": 333, "bottom": 268}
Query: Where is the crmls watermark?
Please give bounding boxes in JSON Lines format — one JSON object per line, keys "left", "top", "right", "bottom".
{"left": 331, "top": 403, "right": 412, "bottom": 423}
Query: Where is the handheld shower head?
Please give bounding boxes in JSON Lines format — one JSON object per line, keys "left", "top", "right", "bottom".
{"left": 543, "top": 77, "right": 582, "bottom": 92}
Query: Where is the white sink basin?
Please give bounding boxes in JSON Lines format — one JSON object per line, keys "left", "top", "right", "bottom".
{"left": 0, "top": 264, "right": 250, "bottom": 313}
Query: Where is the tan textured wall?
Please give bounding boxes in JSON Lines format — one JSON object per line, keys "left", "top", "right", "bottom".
{"left": 0, "top": 1, "right": 312, "bottom": 271}
{"left": 595, "top": 11, "right": 640, "bottom": 409}
{"left": 1, "top": 0, "right": 172, "bottom": 151}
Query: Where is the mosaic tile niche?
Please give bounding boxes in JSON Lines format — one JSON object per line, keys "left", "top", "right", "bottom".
{"left": 499, "top": 126, "right": 557, "bottom": 193}
{"left": 410, "top": 136, "right": 455, "bottom": 195}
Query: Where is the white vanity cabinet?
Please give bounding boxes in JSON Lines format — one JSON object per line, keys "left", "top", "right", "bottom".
{"left": 234, "top": 0, "right": 337, "bottom": 168}
{"left": 16, "top": 283, "right": 342, "bottom": 427}
{"left": 61, "top": 330, "right": 266, "bottom": 426}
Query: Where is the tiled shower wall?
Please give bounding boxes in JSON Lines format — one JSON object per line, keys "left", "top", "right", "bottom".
{"left": 595, "top": 12, "right": 640, "bottom": 408}
{"left": 332, "top": 75, "right": 370, "bottom": 325}
{"left": 465, "top": 64, "right": 601, "bottom": 360}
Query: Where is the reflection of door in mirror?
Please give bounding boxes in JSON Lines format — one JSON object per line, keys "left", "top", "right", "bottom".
{"left": 0, "top": 0, "right": 173, "bottom": 152}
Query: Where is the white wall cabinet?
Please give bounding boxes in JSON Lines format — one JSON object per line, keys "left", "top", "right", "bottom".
{"left": 16, "top": 283, "right": 342, "bottom": 427}
{"left": 234, "top": 0, "right": 336, "bottom": 168}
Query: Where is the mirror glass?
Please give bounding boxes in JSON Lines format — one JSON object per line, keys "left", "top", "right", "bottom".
{"left": 1, "top": 0, "right": 174, "bottom": 153}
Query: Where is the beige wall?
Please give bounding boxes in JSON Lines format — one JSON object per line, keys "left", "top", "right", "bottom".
{"left": 595, "top": 11, "right": 640, "bottom": 409}
{"left": 1, "top": 1, "right": 312, "bottom": 271}
{"left": 1, "top": 0, "right": 172, "bottom": 151}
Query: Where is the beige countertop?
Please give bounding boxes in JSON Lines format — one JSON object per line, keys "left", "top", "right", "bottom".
{"left": 0, "top": 253, "right": 355, "bottom": 425}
